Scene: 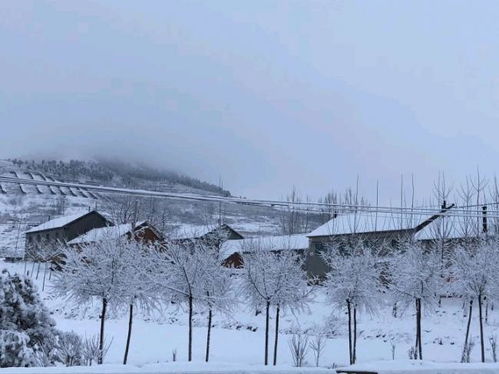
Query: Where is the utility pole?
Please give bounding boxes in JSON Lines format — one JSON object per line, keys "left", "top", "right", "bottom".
{"left": 482, "top": 205, "right": 488, "bottom": 234}
{"left": 218, "top": 176, "right": 224, "bottom": 226}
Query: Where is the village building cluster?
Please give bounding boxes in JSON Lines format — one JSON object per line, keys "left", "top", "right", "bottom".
{"left": 24, "top": 205, "right": 493, "bottom": 278}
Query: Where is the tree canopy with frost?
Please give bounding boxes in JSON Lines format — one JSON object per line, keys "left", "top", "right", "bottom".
{"left": 197, "top": 244, "right": 235, "bottom": 362}
{"left": 241, "top": 241, "right": 311, "bottom": 366}
{"left": 388, "top": 239, "right": 441, "bottom": 361}
{"left": 451, "top": 238, "right": 499, "bottom": 363}
{"left": 323, "top": 238, "right": 382, "bottom": 365}
{"left": 52, "top": 237, "right": 132, "bottom": 364}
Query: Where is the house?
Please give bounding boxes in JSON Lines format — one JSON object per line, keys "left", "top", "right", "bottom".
{"left": 167, "top": 223, "right": 244, "bottom": 249}
{"left": 67, "top": 220, "right": 163, "bottom": 247}
{"left": 305, "top": 208, "right": 454, "bottom": 278}
{"left": 221, "top": 233, "right": 309, "bottom": 268}
{"left": 25, "top": 210, "right": 111, "bottom": 259}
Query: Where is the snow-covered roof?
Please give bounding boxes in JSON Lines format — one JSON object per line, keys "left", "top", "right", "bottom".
{"left": 168, "top": 224, "right": 238, "bottom": 240}
{"left": 307, "top": 211, "right": 426, "bottom": 237}
{"left": 67, "top": 221, "right": 147, "bottom": 245}
{"left": 26, "top": 211, "right": 95, "bottom": 233}
{"left": 167, "top": 224, "right": 217, "bottom": 240}
{"left": 220, "top": 234, "right": 309, "bottom": 259}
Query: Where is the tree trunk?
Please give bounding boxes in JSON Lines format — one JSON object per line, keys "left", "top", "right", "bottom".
{"left": 414, "top": 298, "right": 420, "bottom": 360}
{"left": 353, "top": 306, "right": 357, "bottom": 364}
{"left": 485, "top": 297, "right": 489, "bottom": 323}
{"left": 264, "top": 301, "right": 270, "bottom": 365}
{"left": 123, "top": 303, "right": 133, "bottom": 365}
{"left": 462, "top": 299, "right": 473, "bottom": 362}
{"left": 273, "top": 305, "right": 280, "bottom": 366}
{"left": 479, "top": 293, "right": 485, "bottom": 362}
{"left": 417, "top": 299, "right": 422, "bottom": 360}
{"left": 98, "top": 297, "right": 108, "bottom": 365}
{"left": 36, "top": 261, "right": 41, "bottom": 279}
{"left": 42, "top": 262, "right": 48, "bottom": 291}
{"left": 205, "top": 308, "right": 212, "bottom": 362}
{"left": 347, "top": 300, "right": 353, "bottom": 365}
{"left": 188, "top": 295, "right": 193, "bottom": 362}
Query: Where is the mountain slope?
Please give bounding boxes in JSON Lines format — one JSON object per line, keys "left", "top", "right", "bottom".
{"left": 0, "top": 159, "right": 324, "bottom": 257}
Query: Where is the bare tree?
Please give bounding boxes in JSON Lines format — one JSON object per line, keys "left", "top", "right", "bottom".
{"left": 280, "top": 187, "right": 303, "bottom": 235}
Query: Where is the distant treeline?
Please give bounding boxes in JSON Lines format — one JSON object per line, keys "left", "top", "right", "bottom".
{"left": 9, "top": 159, "right": 231, "bottom": 196}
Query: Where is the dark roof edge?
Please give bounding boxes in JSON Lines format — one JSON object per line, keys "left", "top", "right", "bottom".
{"left": 415, "top": 204, "right": 456, "bottom": 233}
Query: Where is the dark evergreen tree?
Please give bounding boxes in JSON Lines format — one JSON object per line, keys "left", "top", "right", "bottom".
{"left": 0, "top": 270, "right": 59, "bottom": 367}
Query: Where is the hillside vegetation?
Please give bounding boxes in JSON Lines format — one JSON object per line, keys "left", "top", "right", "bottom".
{"left": 9, "top": 159, "right": 230, "bottom": 196}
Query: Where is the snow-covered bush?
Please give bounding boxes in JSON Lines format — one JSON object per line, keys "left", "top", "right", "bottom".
{"left": 56, "top": 331, "right": 83, "bottom": 367}
{"left": 82, "top": 335, "right": 112, "bottom": 366}
{"left": 0, "top": 330, "right": 35, "bottom": 368}
{"left": 0, "top": 270, "right": 59, "bottom": 367}
{"left": 309, "top": 333, "right": 327, "bottom": 367}
{"left": 288, "top": 332, "right": 309, "bottom": 367}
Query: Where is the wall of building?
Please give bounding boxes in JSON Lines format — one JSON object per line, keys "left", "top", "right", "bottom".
{"left": 305, "top": 230, "right": 415, "bottom": 279}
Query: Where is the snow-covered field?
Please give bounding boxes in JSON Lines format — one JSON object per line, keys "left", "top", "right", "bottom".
{"left": 2, "top": 260, "right": 499, "bottom": 370}
{"left": 0, "top": 363, "right": 333, "bottom": 374}
{"left": 340, "top": 360, "right": 499, "bottom": 373}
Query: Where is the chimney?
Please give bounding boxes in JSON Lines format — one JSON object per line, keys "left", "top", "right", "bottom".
{"left": 482, "top": 205, "right": 488, "bottom": 234}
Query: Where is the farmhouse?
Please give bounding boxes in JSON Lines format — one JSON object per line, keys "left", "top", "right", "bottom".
{"left": 25, "top": 210, "right": 111, "bottom": 259}
{"left": 67, "top": 220, "right": 163, "bottom": 247}
{"left": 221, "top": 233, "right": 309, "bottom": 268}
{"left": 305, "top": 207, "right": 454, "bottom": 278}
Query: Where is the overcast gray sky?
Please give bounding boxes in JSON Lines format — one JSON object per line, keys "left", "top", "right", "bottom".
{"left": 1, "top": 1, "right": 499, "bottom": 201}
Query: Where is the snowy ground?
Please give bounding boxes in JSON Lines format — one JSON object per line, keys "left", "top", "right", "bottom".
{"left": 339, "top": 360, "right": 499, "bottom": 373}
{"left": 2, "top": 260, "right": 499, "bottom": 369}
{"left": 0, "top": 363, "right": 333, "bottom": 374}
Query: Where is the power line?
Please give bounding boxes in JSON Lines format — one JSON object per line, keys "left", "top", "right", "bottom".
{"left": 2, "top": 175, "right": 499, "bottom": 219}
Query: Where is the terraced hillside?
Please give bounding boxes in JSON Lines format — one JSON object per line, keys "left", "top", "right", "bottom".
{"left": 0, "top": 159, "right": 325, "bottom": 257}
